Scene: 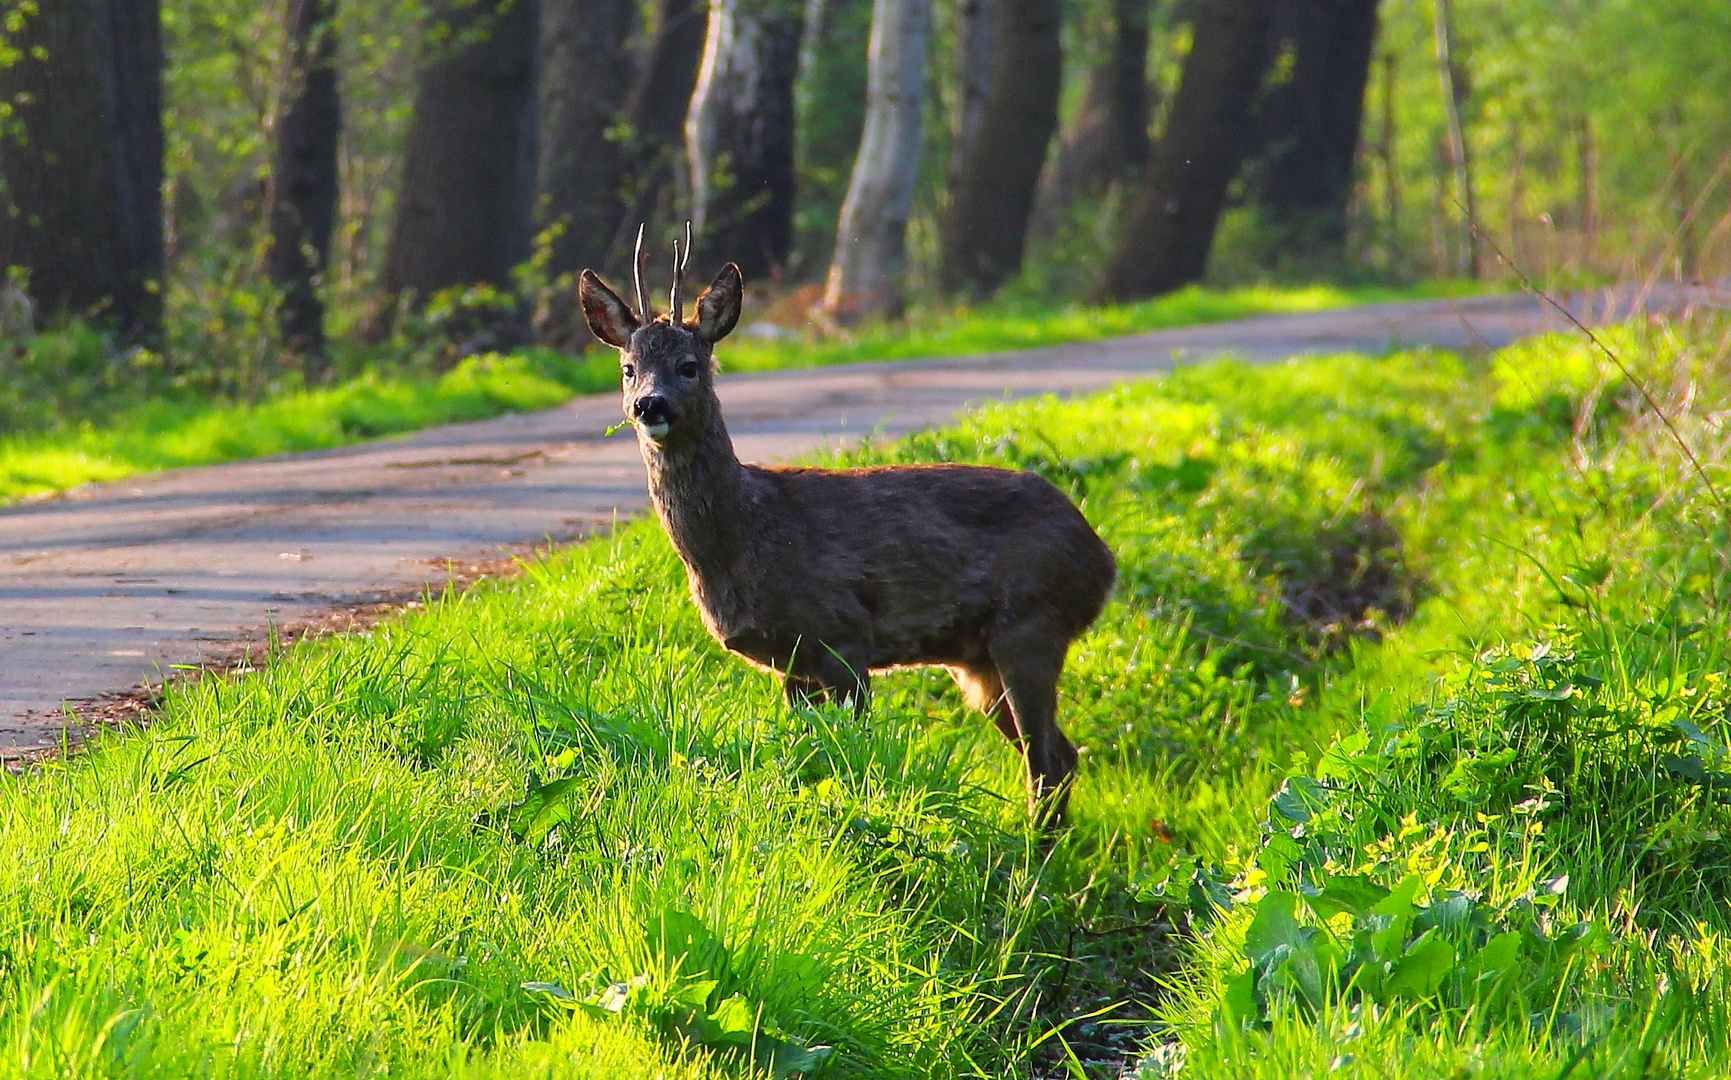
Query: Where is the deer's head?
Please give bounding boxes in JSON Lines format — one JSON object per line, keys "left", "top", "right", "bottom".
{"left": 579, "top": 226, "right": 742, "bottom": 450}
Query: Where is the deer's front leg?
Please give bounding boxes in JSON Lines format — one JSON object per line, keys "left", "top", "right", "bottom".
{"left": 784, "top": 674, "right": 831, "bottom": 709}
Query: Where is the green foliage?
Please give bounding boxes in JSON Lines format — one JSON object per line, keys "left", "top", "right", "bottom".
{"left": 720, "top": 279, "right": 1481, "bottom": 372}
{"left": 0, "top": 282, "right": 1454, "bottom": 502}
{"left": 0, "top": 348, "right": 617, "bottom": 500}
{"left": 13, "top": 316, "right": 1731, "bottom": 1076}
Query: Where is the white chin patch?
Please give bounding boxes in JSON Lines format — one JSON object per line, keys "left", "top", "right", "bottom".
{"left": 641, "top": 422, "right": 671, "bottom": 441}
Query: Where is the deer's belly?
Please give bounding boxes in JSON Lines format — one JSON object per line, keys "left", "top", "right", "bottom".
{"left": 718, "top": 627, "right": 813, "bottom": 672}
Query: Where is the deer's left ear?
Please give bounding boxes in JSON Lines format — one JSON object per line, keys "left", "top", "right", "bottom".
{"left": 692, "top": 264, "right": 743, "bottom": 344}
{"left": 580, "top": 269, "right": 640, "bottom": 348}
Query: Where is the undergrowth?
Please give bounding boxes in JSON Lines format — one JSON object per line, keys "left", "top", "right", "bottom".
{"left": 0, "top": 280, "right": 1470, "bottom": 503}
{"left": 4, "top": 313, "right": 1729, "bottom": 1078}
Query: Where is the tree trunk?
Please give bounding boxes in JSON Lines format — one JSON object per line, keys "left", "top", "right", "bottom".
{"left": 379, "top": 0, "right": 539, "bottom": 330}
{"left": 822, "top": 0, "right": 930, "bottom": 320}
{"left": 534, "top": 0, "right": 707, "bottom": 340}
{"left": 0, "top": 0, "right": 164, "bottom": 342}
{"left": 1251, "top": 0, "right": 1380, "bottom": 253}
{"left": 1036, "top": 0, "right": 1149, "bottom": 231}
{"left": 1432, "top": 0, "right": 1476, "bottom": 277}
{"left": 1100, "top": 0, "right": 1271, "bottom": 300}
{"left": 610, "top": 0, "right": 710, "bottom": 267}
{"left": 534, "top": 0, "right": 634, "bottom": 280}
{"left": 267, "top": 0, "right": 341, "bottom": 371}
{"left": 686, "top": 0, "right": 805, "bottom": 279}
{"left": 937, "top": 0, "right": 1061, "bottom": 296}
{"left": 949, "top": 0, "right": 997, "bottom": 187}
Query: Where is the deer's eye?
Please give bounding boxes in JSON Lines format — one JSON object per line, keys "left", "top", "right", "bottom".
{"left": 677, "top": 361, "right": 700, "bottom": 380}
{"left": 621, "top": 363, "right": 636, "bottom": 379}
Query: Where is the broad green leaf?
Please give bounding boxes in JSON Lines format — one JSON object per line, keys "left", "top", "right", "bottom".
{"left": 1257, "top": 832, "right": 1303, "bottom": 886}
{"left": 500, "top": 773, "right": 586, "bottom": 844}
{"left": 1245, "top": 890, "right": 1307, "bottom": 968}
{"left": 1271, "top": 776, "right": 1328, "bottom": 823}
{"left": 1371, "top": 914, "right": 1413, "bottom": 963}
{"left": 1464, "top": 931, "right": 1523, "bottom": 982}
{"left": 1386, "top": 930, "right": 1455, "bottom": 999}
{"left": 765, "top": 1038, "right": 834, "bottom": 1079}
{"left": 1221, "top": 967, "right": 1259, "bottom": 1025}
{"left": 706, "top": 993, "right": 756, "bottom": 1044}
{"left": 1370, "top": 874, "right": 1422, "bottom": 917}
{"left": 647, "top": 909, "right": 729, "bottom": 982}
{"left": 1305, "top": 875, "right": 1390, "bottom": 920}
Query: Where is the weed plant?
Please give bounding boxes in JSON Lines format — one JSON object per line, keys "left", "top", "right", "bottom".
{"left": 5, "top": 314, "right": 1729, "bottom": 1077}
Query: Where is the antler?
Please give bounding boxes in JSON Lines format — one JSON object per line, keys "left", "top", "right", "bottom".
{"left": 669, "top": 220, "right": 692, "bottom": 324}
{"left": 632, "top": 223, "right": 652, "bottom": 321}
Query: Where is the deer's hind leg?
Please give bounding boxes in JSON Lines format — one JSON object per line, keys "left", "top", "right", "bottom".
{"left": 951, "top": 664, "right": 1021, "bottom": 747}
{"left": 986, "top": 621, "right": 1079, "bottom": 825}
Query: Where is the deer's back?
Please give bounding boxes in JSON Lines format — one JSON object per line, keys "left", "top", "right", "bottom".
{"left": 725, "top": 462, "right": 1115, "bottom": 667}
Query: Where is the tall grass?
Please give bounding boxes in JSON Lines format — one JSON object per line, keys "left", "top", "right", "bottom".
{"left": 6, "top": 313, "right": 1730, "bottom": 1077}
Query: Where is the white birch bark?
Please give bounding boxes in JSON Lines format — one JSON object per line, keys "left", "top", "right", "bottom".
{"left": 686, "top": 0, "right": 745, "bottom": 242}
{"left": 684, "top": 0, "right": 803, "bottom": 274}
{"left": 822, "top": 0, "right": 931, "bottom": 319}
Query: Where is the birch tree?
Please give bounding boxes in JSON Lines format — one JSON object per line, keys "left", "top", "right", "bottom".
{"left": 686, "top": 0, "right": 804, "bottom": 278}
{"left": 822, "top": 0, "right": 930, "bottom": 320}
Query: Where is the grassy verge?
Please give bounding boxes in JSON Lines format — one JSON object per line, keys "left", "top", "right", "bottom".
{"left": 0, "top": 280, "right": 1479, "bottom": 503}
{"left": 10, "top": 311, "right": 1720, "bottom": 1079}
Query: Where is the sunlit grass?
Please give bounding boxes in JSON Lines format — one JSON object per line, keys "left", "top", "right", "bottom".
{"left": 0, "top": 281, "right": 1478, "bottom": 503}
{"left": 719, "top": 279, "right": 1485, "bottom": 372}
{"left": 12, "top": 315, "right": 1729, "bottom": 1077}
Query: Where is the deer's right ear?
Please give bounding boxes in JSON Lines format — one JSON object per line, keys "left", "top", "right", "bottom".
{"left": 579, "top": 269, "right": 639, "bottom": 348}
{"left": 692, "top": 263, "right": 743, "bottom": 344}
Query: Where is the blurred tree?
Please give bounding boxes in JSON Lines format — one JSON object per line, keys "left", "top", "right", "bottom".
{"left": 0, "top": 0, "right": 164, "bottom": 342}
{"left": 790, "top": 0, "right": 868, "bottom": 277}
{"left": 612, "top": 0, "right": 709, "bottom": 266}
{"left": 535, "top": 0, "right": 632, "bottom": 270}
{"left": 377, "top": 0, "right": 539, "bottom": 340}
{"left": 1101, "top": 0, "right": 1271, "bottom": 299}
{"left": 1246, "top": 0, "right": 1380, "bottom": 255}
{"left": 533, "top": 0, "right": 633, "bottom": 344}
{"left": 687, "top": 0, "right": 805, "bottom": 279}
{"left": 822, "top": 0, "right": 930, "bottom": 319}
{"left": 266, "top": 0, "right": 341, "bottom": 371}
{"left": 1431, "top": 0, "right": 1475, "bottom": 276}
{"left": 1058, "top": 0, "right": 1152, "bottom": 198}
{"left": 937, "top": 0, "right": 1061, "bottom": 296}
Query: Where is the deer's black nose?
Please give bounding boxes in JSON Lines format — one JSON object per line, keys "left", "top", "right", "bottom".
{"left": 633, "top": 395, "right": 673, "bottom": 425}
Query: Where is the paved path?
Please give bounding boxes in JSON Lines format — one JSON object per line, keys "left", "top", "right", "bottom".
{"left": 0, "top": 287, "right": 1709, "bottom": 755}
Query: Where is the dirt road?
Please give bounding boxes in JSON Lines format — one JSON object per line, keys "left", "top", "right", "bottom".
{"left": 0, "top": 288, "right": 1700, "bottom": 755}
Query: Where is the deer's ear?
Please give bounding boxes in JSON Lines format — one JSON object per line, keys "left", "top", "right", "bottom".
{"left": 579, "top": 269, "right": 639, "bottom": 348}
{"left": 692, "top": 264, "right": 743, "bottom": 344}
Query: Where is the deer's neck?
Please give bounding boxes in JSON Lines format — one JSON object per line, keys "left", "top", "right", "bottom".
{"left": 643, "top": 411, "right": 750, "bottom": 576}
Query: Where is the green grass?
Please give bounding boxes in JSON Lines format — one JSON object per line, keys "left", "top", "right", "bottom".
{"left": 8, "top": 310, "right": 1725, "bottom": 1078}
{"left": 0, "top": 281, "right": 1478, "bottom": 503}
{"left": 718, "top": 280, "right": 1483, "bottom": 372}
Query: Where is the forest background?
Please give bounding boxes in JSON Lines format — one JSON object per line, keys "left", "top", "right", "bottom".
{"left": 0, "top": 0, "right": 1728, "bottom": 437}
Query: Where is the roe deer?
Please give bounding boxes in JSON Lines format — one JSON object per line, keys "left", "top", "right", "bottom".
{"left": 579, "top": 230, "right": 1115, "bottom": 823}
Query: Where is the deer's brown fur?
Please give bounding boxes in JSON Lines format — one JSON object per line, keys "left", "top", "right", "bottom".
{"left": 579, "top": 249, "right": 1115, "bottom": 822}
